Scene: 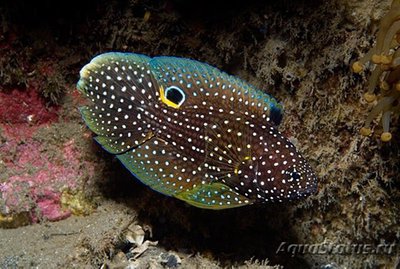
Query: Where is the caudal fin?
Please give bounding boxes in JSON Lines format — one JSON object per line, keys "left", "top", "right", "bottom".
{"left": 77, "top": 52, "right": 159, "bottom": 154}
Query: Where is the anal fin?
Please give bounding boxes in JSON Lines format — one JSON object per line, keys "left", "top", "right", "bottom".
{"left": 116, "top": 137, "right": 205, "bottom": 197}
{"left": 176, "top": 182, "right": 253, "bottom": 209}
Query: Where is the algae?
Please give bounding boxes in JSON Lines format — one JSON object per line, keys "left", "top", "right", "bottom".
{"left": 0, "top": 212, "right": 31, "bottom": 229}
{"left": 60, "top": 189, "right": 96, "bottom": 216}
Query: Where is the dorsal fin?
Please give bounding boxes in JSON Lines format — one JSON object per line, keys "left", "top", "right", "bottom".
{"left": 150, "top": 56, "right": 283, "bottom": 126}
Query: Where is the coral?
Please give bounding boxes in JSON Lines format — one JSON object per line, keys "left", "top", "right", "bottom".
{"left": 352, "top": 0, "right": 400, "bottom": 141}
{"left": 0, "top": 88, "right": 58, "bottom": 124}
{"left": 0, "top": 87, "right": 97, "bottom": 226}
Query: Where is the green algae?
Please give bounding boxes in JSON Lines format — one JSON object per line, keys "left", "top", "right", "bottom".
{"left": 0, "top": 49, "right": 28, "bottom": 88}
{"left": 0, "top": 212, "right": 31, "bottom": 229}
{"left": 60, "top": 189, "right": 96, "bottom": 216}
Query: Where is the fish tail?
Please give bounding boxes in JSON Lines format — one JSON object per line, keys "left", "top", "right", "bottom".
{"left": 77, "top": 52, "right": 158, "bottom": 154}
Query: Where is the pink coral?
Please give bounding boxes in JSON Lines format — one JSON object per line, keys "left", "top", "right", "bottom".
{"left": 0, "top": 87, "right": 94, "bottom": 224}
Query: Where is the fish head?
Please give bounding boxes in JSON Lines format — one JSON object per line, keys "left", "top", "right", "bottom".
{"left": 232, "top": 126, "right": 318, "bottom": 203}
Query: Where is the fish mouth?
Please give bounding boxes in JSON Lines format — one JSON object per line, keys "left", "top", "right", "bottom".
{"left": 298, "top": 180, "right": 318, "bottom": 197}
{"left": 237, "top": 156, "right": 319, "bottom": 201}
{"left": 294, "top": 169, "right": 318, "bottom": 198}
{"left": 290, "top": 165, "right": 318, "bottom": 198}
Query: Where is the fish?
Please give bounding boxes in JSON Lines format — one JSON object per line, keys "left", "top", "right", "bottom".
{"left": 77, "top": 52, "right": 317, "bottom": 209}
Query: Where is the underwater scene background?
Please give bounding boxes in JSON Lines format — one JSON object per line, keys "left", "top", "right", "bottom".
{"left": 0, "top": 0, "right": 399, "bottom": 268}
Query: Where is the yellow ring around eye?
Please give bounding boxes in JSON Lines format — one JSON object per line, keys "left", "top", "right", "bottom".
{"left": 159, "top": 85, "right": 181, "bottom": 109}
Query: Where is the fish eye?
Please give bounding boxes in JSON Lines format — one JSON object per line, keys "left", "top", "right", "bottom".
{"left": 164, "top": 86, "right": 186, "bottom": 107}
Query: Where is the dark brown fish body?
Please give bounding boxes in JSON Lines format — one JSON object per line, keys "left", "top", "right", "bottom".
{"left": 78, "top": 52, "right": 317, "bottom": 209}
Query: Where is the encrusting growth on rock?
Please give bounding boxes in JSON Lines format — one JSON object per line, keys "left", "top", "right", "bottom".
{"left": 352, "top": 0, "right": 400, "bottom": 142}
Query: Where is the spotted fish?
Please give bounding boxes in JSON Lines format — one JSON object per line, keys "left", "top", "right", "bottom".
{"left": 77, "top": 52, "right": 317, "bottom": 209}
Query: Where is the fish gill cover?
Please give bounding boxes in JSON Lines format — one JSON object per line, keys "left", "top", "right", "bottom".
{"left": 77, "top": 52, "right": 318, "bottom": 209}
